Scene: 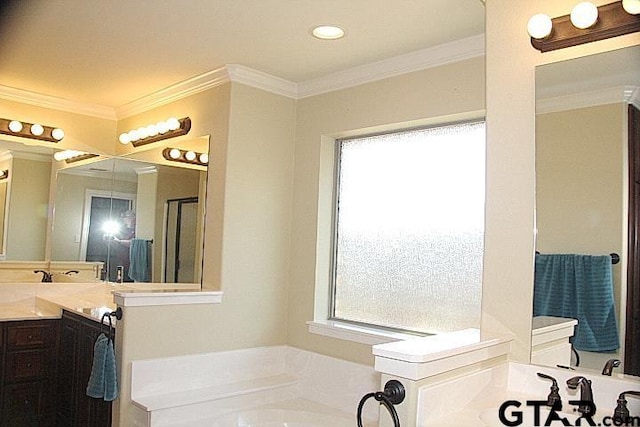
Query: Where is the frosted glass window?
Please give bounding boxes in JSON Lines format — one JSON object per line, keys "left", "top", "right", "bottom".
{"left": 332, "top": 121, "right": 485, "bottom": 334}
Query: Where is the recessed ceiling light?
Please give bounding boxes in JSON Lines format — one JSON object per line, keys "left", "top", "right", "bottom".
{"left": 311, "top": 25, "right": 345, "bottom": 40}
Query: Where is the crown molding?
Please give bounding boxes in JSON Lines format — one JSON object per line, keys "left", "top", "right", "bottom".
{"left": 536, "top": 86, "right": 637, "bottom": 114}
{"left": 226, "top": 64, "right": 299, "bottom": 99}
{"left": 0, "top": 84, "right": 116, "bottom": 120}
{"left": 115, "top": 66, "right": 232, "bottom": 119}
{"left": 0, "top": 35, "right": 486, "bottom": 120}
{"left": 296, "top": 34, "right": 485, "bottom": 99}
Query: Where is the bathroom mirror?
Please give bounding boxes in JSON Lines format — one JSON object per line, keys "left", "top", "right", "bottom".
{"left": 0, "top": 139, "right": 54, "bottom": 261}
{"left": 0, "top": 134, "right": 208, "bottom": 286}
{"left": 51, "top": 136, "right": 209, "bottom": 284}
{"left": 534, "top": 45, "right": 640, "bottom": 374}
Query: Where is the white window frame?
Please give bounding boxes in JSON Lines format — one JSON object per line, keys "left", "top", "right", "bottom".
{"left": 308, "top": 117, "right": 486, "bottom": 345}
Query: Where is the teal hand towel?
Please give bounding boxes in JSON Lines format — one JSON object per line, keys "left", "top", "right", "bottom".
{"left": 129, "top": 238, "right": 151, "bottom": 282}
{"left": 534, "top": 254, "right": 619, "bottom": 352}
{"left": 86, "top": 333, "right": 119, "bottom": 401}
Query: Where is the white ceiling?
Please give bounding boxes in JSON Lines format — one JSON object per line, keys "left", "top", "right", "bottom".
{"left": 0, "top": 0, "right": 485, "bottom": 110}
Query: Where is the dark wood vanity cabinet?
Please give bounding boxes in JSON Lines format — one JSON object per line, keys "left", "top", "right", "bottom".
{"left": 56, "top": 310, "right": 112, "bottom": 427}
{"left": 0, "top": 319, "right": 60, "bottom": 427}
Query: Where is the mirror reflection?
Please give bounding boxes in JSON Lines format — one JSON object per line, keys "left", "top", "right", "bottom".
{"left": 52, "top": 140, "right": 208, "bottom": 284}
{"left": 0, "top": 140, "right": 53, "bottom": 261}
{"left": 534, "top": 46, "right": 640, "bottom": 375}
{"left": 0, "top": 135, "right": 208, "bottom": 285}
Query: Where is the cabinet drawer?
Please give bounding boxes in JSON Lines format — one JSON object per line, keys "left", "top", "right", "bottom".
{"left": 6, "top": 321, "right": 58, "bottom": 349}
{"left": 2, "top": 381, "right": 44, "bottom": 421}
{"left": 4, "top": 350, "right": 52, "bottom": 382}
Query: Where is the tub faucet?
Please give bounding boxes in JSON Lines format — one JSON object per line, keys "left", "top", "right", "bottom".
{"left": 33, "top": 270, "right": 52, "bottom": 283}
{"left": 567, "top": 376, "right": 596, "bottom": 417}
{"left": 602, "top": 358, "right": 621, "bottom": 376}
{"left": 613, "top": 391, "right": 640, "bottom": 424}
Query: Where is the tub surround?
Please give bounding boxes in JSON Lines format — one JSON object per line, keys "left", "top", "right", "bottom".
{"left": 129, "top": 345, "right": 380, "bottom": 427}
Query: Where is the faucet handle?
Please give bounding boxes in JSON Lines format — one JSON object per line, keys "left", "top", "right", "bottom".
{"left": 613, "top": 391, "right": 640, "bottom": 424}
{"left": 537, "top": 372, "right": 562, "bottom": 410}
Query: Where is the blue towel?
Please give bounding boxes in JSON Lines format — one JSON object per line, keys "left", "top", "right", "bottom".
{"left": 534, "top": 254, "right": 619, "bottom": 352}
{"left": 86, "top": 333, "right": 118, "bottom": 401}
{"left": 129, "top": 238, "right": 151, "bottom": 282}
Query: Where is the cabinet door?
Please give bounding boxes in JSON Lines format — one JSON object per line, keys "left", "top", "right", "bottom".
{"left": 56, "top": 311, "right": 112, "bottom": 427}
{"left": 56, "top": 314, "right": 81, "bottom": 425}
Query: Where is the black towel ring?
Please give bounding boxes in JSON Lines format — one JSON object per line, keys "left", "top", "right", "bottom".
{"left": 100, "top": 307, "right": 122, "bottom": 345}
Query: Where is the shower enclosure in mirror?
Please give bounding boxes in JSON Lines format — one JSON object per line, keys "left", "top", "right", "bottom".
{"left": 534, "top": 45, "right": 640, "bottom": 375}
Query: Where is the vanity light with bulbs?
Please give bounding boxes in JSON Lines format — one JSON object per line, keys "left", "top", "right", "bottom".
{"left": 527, "top": 0, "right": 640, "bottom": 52}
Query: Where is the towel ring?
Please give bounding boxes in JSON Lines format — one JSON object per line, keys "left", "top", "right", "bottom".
{"left": 100, "top": 308, "right": 121, "bottom": 345}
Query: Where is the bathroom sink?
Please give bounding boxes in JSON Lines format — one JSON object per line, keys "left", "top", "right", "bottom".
{"left": 479, "top": 406, "right": 579, "bottom": 427}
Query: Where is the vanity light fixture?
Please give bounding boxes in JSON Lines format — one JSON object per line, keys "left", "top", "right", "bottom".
{"left": 0, "top": 117, "right": 65, "bottom": 142}
{"left": 528, "top": 0, "right": 640, "bottom": 52}
{"left": 119, "top": 117, "right": 191, "bottom": 148}
{"left": 0, "top": 170, "right": 9, "bottom": 180}
{"left": 53, "top": 150, "right": 99, "bottom": 164}
{"left": 162, "top": 147, "right": 208, "bottom": 166}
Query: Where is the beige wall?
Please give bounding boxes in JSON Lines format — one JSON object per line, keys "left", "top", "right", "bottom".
{"left": 0, "top": 98, "right": 116, "bottom": 155}
{"left": 536, "top": 103, "right": 625, "bottom": 368}
{"left": 288, "top": 57, "right": 486, "bottom": 365}
{"left": 114, "top": 82, "right": 297, "bottom": 425}
{"left": 484, "top": 0, "right": 640, "bottom": 362}
{"left": 6, "top": 157, "right": 51, "bottom": 260}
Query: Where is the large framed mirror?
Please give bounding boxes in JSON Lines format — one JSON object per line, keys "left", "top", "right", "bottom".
{"left": 0, "top": 134, "right": 209, "bottom": 286}
{"left": 534, "top": 45, "right": 640, "bottom": 375}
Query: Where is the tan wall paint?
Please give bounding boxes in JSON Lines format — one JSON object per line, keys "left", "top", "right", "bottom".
{"left": 0, "top": 98, "right": 116, "bottom": 155}
{"left": 484, "top": 0, "right": 640, "bottom": 362}
{"left": 114, "top": 82, "right": 296, "bottom": 426}
{"left": 288, "top": 57, "right": 486, "bottom": 365}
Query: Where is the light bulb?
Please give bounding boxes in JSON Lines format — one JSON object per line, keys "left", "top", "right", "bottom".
{"left": 527, "top": 14, "right": 553, "bottom": 39}
{"left": 128, "top": 129, "right": 140, "bottom": 142}
{"left": 199, "top": 153, "right": 209, "bottom": 164}
{"left": 157, "top": 121, "right": 169, "bottom": 134}
{"left": 137, "top": 126, "right": 149, "bottom": 139}
{"left": 30, "top": 124, "right": 44, "bottom": 136}
{"left": 185, "top": 151, "right": 196, "bottom": 161}
{"left": 53, "top": 151, "right": 65, "bottom": 161}
{"left": 8, "top": 120, "right": 23, "bottom": 132}
{"left": 119, "top": 133, "right": 131, "bottom": 144}
{"left": 169, "top": 148, "right": 181, "bottom": 159}
{"left": 166, "top": 117, "right": 180, "bottom": 131}
{"left": 146, "top": 124, "right": 158, "bottom": 137}
{"left": 571, "top": 2, "right": 598, "bottom": 29}
{"left": 623, "top": 0, "right": 640, "bottom": 14}
{"left": 51, "top": 128, "right": 65, "bottom": 140}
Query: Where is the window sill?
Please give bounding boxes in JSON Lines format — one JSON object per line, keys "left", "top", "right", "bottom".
{"left": 306, "top": 320, "right": 421, "bottom": 346}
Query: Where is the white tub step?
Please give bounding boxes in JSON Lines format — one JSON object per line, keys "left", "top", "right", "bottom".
{"left": 133, "top": 373, "right": 299, "bottom": 412}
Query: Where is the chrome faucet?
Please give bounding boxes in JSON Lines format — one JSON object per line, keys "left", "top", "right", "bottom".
{"left": 613, "top": 391, "right": 640, "bottom": 424}
{"left": 567, "top": 376, "right": 596, "bottom": 417}
{"left": 33, "top": 270, "right": 52, "bottom": 283}
{"left": 602, "top": 358, "right": 621, "bottom": 376}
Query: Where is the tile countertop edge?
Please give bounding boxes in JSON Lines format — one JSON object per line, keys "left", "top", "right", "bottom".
{"left": 113, "top": 291, "right": 223, "bottom": 307}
